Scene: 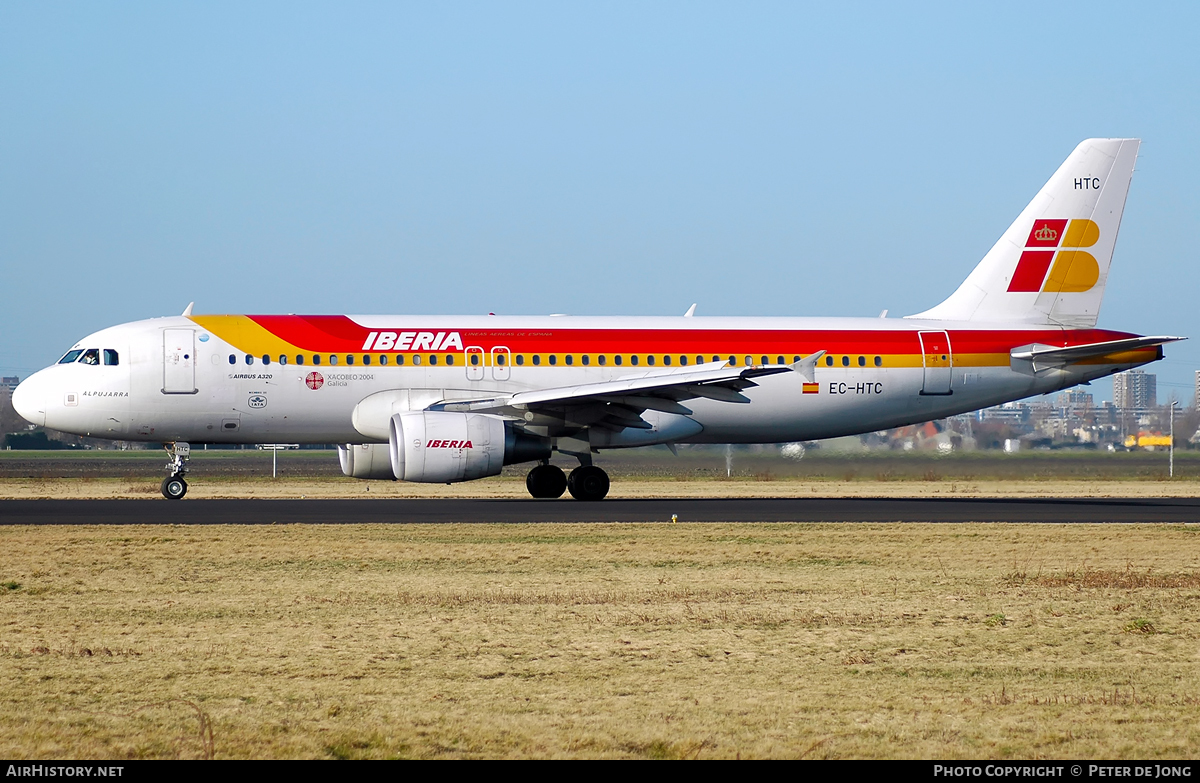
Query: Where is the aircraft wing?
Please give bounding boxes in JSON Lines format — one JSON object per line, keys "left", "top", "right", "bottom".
{"left": 1010, "top": 336, "right": 1185, "bottom": 374}
{"left": 432, "top": 361, "right": 795, "bottom": 427}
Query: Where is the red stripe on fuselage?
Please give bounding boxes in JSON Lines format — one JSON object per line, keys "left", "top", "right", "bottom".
{"left": 239, "top": 317, "right": 1137, "bottom": 355}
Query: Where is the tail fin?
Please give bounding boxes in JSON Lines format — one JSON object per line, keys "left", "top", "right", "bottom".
{"left": 908, "top": 138, "right": 1140, "bottom": 326}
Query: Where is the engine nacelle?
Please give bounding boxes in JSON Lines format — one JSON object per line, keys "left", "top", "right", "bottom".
{"left": 337, "top": 443, "right": 395, "bottom": 479}
{"left": 389, "top": 411, "right": 550, "bottom": 483}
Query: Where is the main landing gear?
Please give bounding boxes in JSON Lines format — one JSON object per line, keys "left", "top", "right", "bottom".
{"left": 525, "top": 462, "right": 610, "bottom": 501}
{"left": 161, "top": 442, "right": 191, "bottom": 500}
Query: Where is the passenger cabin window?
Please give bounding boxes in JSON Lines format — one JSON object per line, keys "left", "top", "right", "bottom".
{"left": 776, "top": 356, "right": 784, "bottom": 365}
{"left": 581, "top": 355, "right": 589, "bottom": 366}
{"left": 228, "top": 354, "right": 236, "bottom": 365}
{"left": 841, "top": 356, "right": 850, "bottom": 367}
{"left": 496, "top": 354, "right": 506, "bottom": 366}
{"left": 103, "top": 349, "right": 119, "bottom": 366}
{"left": 429, "top": 355, "right": 438, "bottom": 365}
{"left": 363, "top": 355, "right": 371, "bottom": 366}
{"left": 262, "top": 355, "right": 271, "bottom": 365}
{"left": 278, "top": 355, "right": 288, "bottom": 366}
{"left": 614, "top": 356, "right": 622, "bottom": 366}
{"left": 598, "top": 355, "right": 606, "bottom": 366}
{"left": 470, "top": 354, "right": 480, "bottom": 366}
{"left": 858, "top": 356, "right": 866, "bottom": 367}
{"left": 411, "top": 355, "right": 420, "bottom": 365}
{"left": 533, "top": 355, "right": 541, "bottom": 366}
{"left": 346, "top": 355, "right": 354, "bottom": 366}
{"left": 646, "top": 356, "right": 654, "bottom": 366}
{"left": 874, "top": 356, "right": 882, "bottom": 367}
{"left": 516, "top": 355, "right": 525, "bottom": 366}
{"left": 825, "top": 355, "right": 834, "bottom": 366}
{"left": 745, "top": 356, "right": 753, "bottom": 367}
{"left": 379, "top": 355, "right": 388, "bottom": 366}
{"left": 761, "top": 356, "right": 769, "bottom": 365}
{"left": 680, "top": 356, "right": 688, "bottom": 366}
{"left": 296, "top": 355, "right": 304, "bottom": 365}
{"left": 245, "top": 355, "right": 254, "bottom": 365}
{"left": 663, "top": 356, "right": 671, "bottom": 365}
{"left": 728, "top": 356, "right": 736, "bottom": 366}
{"left": 565, "top": 355, "right": 574, "bottom": 366}
{"left": 329, "top": 355, "right": 338, "bottom": 366}
{"left": 312, "top": 355, "right": 321, "bottom": 365}
{"left": 549, "top": 355, "right": 557, "bottom": 366}
{"left": 58, "top": 350, "right": 84, "bottom": 364}
{"left": 630, "top": 356, "right": 639, "bottom": 366}
{"left": 80, "top": 349, "right": 100, "bottom": 365}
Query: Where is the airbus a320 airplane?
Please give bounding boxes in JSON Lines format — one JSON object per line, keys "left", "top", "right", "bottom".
{"left": 12, "top": 138, "right": 1183, "bottom": 500}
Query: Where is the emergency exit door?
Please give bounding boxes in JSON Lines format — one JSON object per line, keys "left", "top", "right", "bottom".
{"left": 918, "top": 331, "right": 953, "bottom": 395}
{"left": 163, "top": 329, "right": 198, "bottom": 394}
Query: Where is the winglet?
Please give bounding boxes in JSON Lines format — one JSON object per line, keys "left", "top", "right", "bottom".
{"left": 789, "top": 351, "right": 827, "bottom": 383}
{"left": 181, "top": 302, "right": 194, "bottom": 317}
{"left": 683, "top": 303, "right": 697, "bottom": 317}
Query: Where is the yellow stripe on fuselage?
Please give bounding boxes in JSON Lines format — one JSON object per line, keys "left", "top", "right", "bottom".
{"left": 189, "top": 315, "right": 306, "bottom": 356}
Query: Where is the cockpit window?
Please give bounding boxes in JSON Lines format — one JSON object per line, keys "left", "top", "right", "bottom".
{"left": 103, "top": 349, "right": 119, "bottom": 366}
{"left": 58, "top": 350, "right": 84, "bottom": 364}
{"left": 79, "top": 349, "right": 100, "bottom": 365}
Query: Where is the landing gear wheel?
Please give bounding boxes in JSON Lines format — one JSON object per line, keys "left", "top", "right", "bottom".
{"left": 161, "top": 475, "right": 188, "bottom": 500}
{"left": 567, "top": 465, "right": 610, "bottom": 501}
{"left": 526, "top": 464, "right": 567, "bottom": 498}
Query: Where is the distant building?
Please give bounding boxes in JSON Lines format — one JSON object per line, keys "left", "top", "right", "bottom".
{"left": 0, "top": 376, "right": 19, "bottom": 392}
{"left": 1195, "top": 370, "right": 1200, "bottom": 408}
{"left": 1113, "top": 370, "right": 1156, "bottom": 410}
{"left": 977, "top": 401, "right": 1030, "bottom": 423}
{"left": 1058, "top": 389, "right": 1093, "bottom": 411}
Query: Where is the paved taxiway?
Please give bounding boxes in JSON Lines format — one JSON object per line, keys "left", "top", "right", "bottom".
{"left": 2, "top": 497, "right": 1199, "bottom": 524}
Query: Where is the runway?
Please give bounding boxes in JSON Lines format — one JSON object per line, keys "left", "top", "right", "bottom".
{"left": 2, "top": 497, "right": 1200, "bottom": 524}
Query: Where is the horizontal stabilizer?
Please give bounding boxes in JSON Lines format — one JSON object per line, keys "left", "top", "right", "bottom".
{"left": 1010, "top": 336, "right": 1185, "bottom": 374}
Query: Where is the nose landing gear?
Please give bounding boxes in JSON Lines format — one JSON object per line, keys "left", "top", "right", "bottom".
{"left": 161, "top": 442, "right": 191, "bottom": 500}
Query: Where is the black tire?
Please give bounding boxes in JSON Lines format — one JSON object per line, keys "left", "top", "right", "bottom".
{"left": 567, "top": 466, "right": 610, "bottom": 501}
{"left": 161, "top": 475, "right": 188, "bottom": 500}
{"left": 526, "top": 464, "right": 567, "bottom": 499}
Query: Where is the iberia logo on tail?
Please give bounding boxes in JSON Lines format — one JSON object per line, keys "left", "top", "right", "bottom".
{"left": 1007, "top": 219, "right": 1100, "bottom": 293}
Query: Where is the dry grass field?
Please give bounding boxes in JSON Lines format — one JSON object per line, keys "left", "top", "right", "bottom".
{"left": 3, "top": 522, "right": 1200, "bottom": 759}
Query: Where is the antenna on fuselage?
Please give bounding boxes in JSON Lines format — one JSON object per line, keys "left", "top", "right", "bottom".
{"left": 684, "top": 303, "right": 697, "bottom": 317}
{"left": 181, "top": 302, "right": 195, "bottom": 317}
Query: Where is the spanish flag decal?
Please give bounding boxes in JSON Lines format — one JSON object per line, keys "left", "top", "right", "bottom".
{"left": 802, "top": 383, "right": 819, "bottom": 394}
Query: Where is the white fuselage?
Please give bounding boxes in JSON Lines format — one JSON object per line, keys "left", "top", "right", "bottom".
{"left": 12, "top": 313, "right": 1155, "bottom": 449}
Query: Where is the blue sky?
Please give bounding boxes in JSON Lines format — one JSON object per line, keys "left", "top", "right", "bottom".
{"left": 3, "top": 2, "right": 1198, "bottom": 402}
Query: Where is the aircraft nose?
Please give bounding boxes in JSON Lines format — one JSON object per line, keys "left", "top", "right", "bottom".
{"left": 11, "top": 373, "right": 47, "bottom": 427}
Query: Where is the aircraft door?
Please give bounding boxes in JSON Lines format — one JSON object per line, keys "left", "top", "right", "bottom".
{"left": 491, "top": 347, "right": 511, "bottom": 381}
{"left": 163, "top": 329, "right": 198, "bottom": 394}
{"left": 918, "top": 331, "right": 953, "bottom": 395}
{"left": 465, "top": 346, "right": 485, "bottom": 381}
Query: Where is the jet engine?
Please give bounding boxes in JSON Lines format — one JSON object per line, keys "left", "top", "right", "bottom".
{"left": 388, "top": 411, "right": 550, "bottom": 483}
{"left": 337, "top": 443, "right": 395, "bottom": 479}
